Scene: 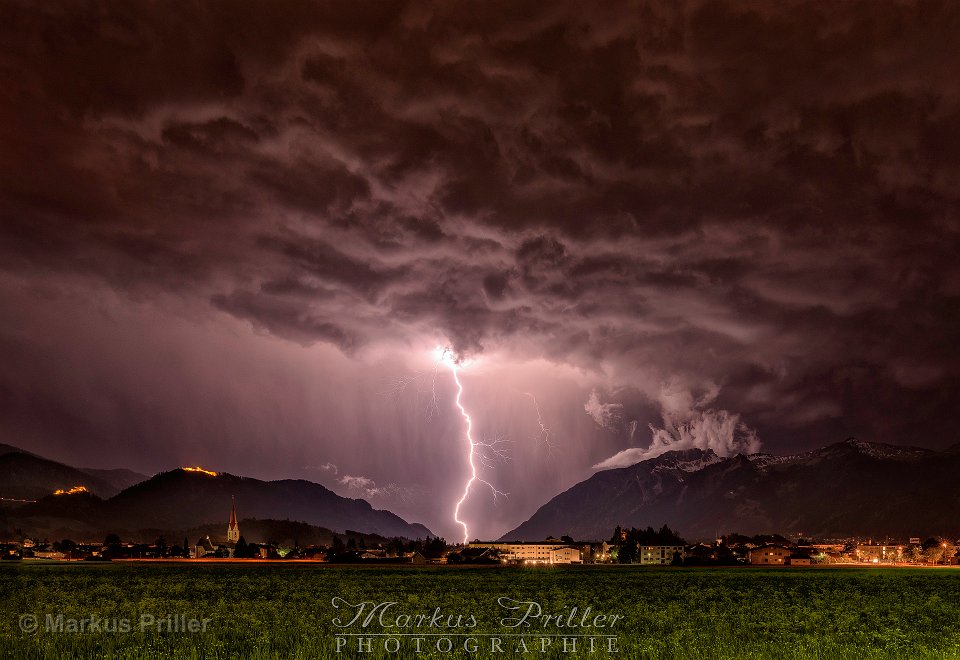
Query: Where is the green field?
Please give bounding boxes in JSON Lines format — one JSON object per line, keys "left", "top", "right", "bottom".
{"left": 2, "top": 563, "right": 960, "bottom": 659}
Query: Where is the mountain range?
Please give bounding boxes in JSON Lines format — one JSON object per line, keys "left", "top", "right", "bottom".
{"left": 0, "top": 444, "right": 431, "bottom": 541}
{"left": 9, "top": 438, "right": 960, "bottom": 545}
{"left": 0, "top": 443, "right": 147, "bottom": 499}
{"left": 501, "top": 438, "right": 960, "bottom": 542}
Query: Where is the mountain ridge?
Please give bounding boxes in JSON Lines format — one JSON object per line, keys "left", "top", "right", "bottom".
{"left": 0, "top": 445, "right": 432, "bottom": 540}
{"left": 501, "top": 438, "right": 960, "bottom": 542}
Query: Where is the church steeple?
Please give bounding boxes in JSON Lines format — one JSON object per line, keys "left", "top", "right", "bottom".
{"left": 227, "top": 496, "right": 240, "bottom": 543}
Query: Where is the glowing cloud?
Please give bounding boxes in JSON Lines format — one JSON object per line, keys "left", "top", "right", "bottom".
{"left": 584, "top": 389, "right": 623, "bottom": 429}
{"left": 595, "top": 409, "right": 761, "bottom": 469}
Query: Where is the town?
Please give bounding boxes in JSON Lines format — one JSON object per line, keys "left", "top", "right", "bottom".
{"left": 2, "top": 498, "right": 958, "bottom": 568}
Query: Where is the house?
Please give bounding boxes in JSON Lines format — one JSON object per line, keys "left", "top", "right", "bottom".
{"left": 302, "top": 546, "right": 328, "bottom": 561}
{"left": 257, "top": 544, "right": 280, "bottom": 559}
{"left": 748, "top": 545, "right": 792, "bottom": 565}
{"left": 455, "top": 547, "right": 497, "bottom": 563}
{"left": 407, "top": 551, "right": 428, "bottom": 565}
{"left": 33, "top": 550, "right": 67, "bottom": 560}
{"left": 685, "top": 543, "right": 718, "bottom": 564}
{"left": 581, "top": 542, "right": 613, "bottom": 563}
{"left": 809, "top": 543, "right": 844, "bottom": 553}
{"left": 638, "top": 545, "right": 684, "bottom": 565}
{"left": 854, "top": 544, "right": 902, "bottom": 563}
{"left": 787, "top": 553, "right": 812, "bottom": 566}
{"left": 194, "top": 536, "right": 216, "bottom": 558}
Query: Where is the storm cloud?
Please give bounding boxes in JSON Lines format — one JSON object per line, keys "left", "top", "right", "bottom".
{"left": 1, "top": 0, "right": 959, "bottom": 538}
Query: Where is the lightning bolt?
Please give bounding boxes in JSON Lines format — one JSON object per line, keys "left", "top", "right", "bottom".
{"left": 383, "top": 347, "right": 509, "bottom": 544}
{"left": 449, "top": 361, "right": 478, "bottom": 544}
{"left": 437, "top": 347, "right": 507, "bottom": 544}
{"left": 523, "top": 391, "right": 553, "bottom": 451}
{"left": 379, "top": 363, "right": 443, "bottom": 420}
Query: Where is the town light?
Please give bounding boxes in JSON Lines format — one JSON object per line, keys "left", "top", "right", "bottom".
{"left": 182, "top": 466, "right": 218, "bottom": 477}
{"left": 53, "top": 485, "right": 89, "bottom": 495}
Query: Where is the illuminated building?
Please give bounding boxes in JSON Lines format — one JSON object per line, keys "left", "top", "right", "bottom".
{"left": 748, "top": 545, "right": 791, "bottom": 565}
{"left": 638, "top": 545, "right": 684, "bottom": 565}
{"left": 227, "top": 496, "right": 240, "bottom": 543}
{"left": 468, "top": 541, "right": 583, "bottom": 564}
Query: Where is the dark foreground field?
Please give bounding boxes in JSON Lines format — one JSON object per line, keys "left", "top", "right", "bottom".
{"left": 2, "top": 563, "right": 960, "bottom": 659}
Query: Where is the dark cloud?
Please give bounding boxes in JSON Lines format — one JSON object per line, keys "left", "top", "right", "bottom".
{"left": 1, "top": 0, "right": 960, "bottom": 537}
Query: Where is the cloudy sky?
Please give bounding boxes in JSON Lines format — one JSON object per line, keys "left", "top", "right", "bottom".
{"left": 1, "top": 0, "right": 958, "bottom": 540}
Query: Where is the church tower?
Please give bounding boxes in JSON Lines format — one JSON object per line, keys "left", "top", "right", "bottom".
{"left": 227, "top": 496, "right": 240, "bottom": 543}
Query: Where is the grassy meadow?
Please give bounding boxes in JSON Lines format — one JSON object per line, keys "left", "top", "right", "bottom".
{"left": 1, "top": 563, "right": 960, "bottom": 659}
